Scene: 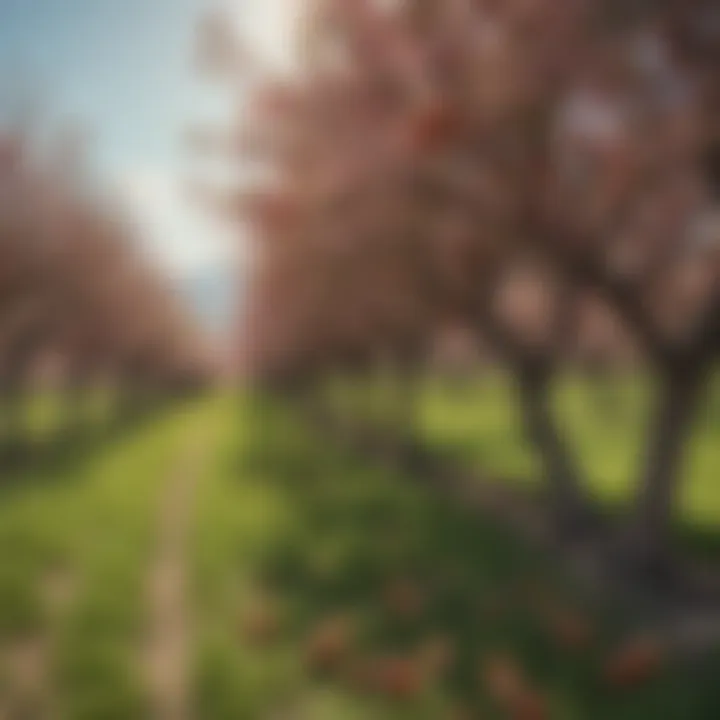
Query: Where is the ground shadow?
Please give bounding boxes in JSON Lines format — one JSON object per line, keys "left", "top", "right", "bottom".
{"left": 0, "top": 399, "right": 193, "bottom": 497}
{"left": 228, "top": 398, "right": 720, "bottom": 719}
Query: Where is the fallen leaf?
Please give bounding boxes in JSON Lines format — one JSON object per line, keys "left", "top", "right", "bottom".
{"left": 304, "top": 614, "right": 355, "bottom": 673}
{"left": 383, "top": 577, "right": 427, "bottom": 620}
{"left": 603, "top": 635, "right": 666, "bottom": 689}
{"left": 417, "top": 633, "right": 456, "bottom": 679}
{"left": 545, "top": 607, "right": 594, "bottom": 651}
{"left": 373, "top": 655, "right": 425, "bottom": 700}
{"left": 241, "top": 599, "right": 280, "bottom": 645}
{"left": 482, "top": 654, "right": 549, "bottom": 720}
{"left": 509, "top": 686, "right": 549, "bottom": 720}
{"left": 481, "top": 653, "right": 526, "bottom": 707}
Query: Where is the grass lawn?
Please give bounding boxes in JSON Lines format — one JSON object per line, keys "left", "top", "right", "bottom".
{"left": 417, "top": 375, "right": 720, "bottom": 557}
{"left": 421, "top": 375, "right": 720, "bottom": 523}
{"left": 0, "top": 396, "right": 216, "bottom": 719}
{"left": 327, "top": 373, "right": 720, "bottom": 529}
{"left": 190, "top": 392, "right": 720, "bottom": 719}
{"left": 2, "top": 385, "right": 720, "bottom": 718}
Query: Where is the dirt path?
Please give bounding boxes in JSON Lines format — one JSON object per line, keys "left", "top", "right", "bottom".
{"left": 0, "top": 567, "right": 77, "bottom": 719}
{"left": 144, "top": 429, "right": 209, "bottom": 720}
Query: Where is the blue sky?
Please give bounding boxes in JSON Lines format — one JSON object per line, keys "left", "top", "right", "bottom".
{"left": 0, "top": 0, "right": 298, "bottom": 334}
{"left": 0, "top": 0, "right": 207, "bottom": 166}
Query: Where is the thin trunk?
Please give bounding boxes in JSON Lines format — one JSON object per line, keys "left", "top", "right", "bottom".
{"left": 380, "top": 364, "right": 422, "bottom": 471}
{"left": 295, "top": 381, "right": 326, "bottom": 426}
{"left": 0, "top": 375, "right": 27, "bottom": 453}
{"left": 624, "top": 366, "right": 705, "bottom": 578}
{"left": 517, "top": 367, "right": 591, "bottom": 535}
{"left": 398, "top": 368, "right": 420, "bottom": 442}
{"left": 587, "top": 364, "right": 620, "bottom": 423}
{"left": 62, "top": 369, "right": 87, "bottom": 440}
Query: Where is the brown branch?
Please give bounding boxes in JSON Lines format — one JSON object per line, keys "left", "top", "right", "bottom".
{"left": 556, "top": 246, "right": 673, "bottom": 363}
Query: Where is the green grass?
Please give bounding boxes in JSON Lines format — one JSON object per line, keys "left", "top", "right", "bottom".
{"left": 190, "top": 392, "right": 720, "bottom": 719}
{"left": 1, "top": 389, "right": 116, "bottom": 447}
{"left": 416, "top": 375, "right": 720, "bottom": 547}
{"left": 3, "top": 382, "right": 720, "bottom": 718}
{"left": 0, "top": 396, "right": 216, "bottom": 719}
{"left": 52, "top": 405, "right": 196, "bottom": 720}
{"left": 328, "top": 373, "right": 720, "bottom": 529}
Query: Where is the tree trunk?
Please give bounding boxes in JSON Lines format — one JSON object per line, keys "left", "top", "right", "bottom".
{"left": 623, "top": 366, "right": 705, "bottom": 581}
{"left": 392, "top": 366, "right": 426, "bottom": 473}
{"left": 0, "top": 373, "right": 28, "bottom": 459}
{"left": 587, "top": 363, "right": 621, "bottom": 423}
{"left": 517, "top": 367, "right": 592, "bottom": 537}
{"left": 61, "top": 365, "right": 89, "bottom": 441}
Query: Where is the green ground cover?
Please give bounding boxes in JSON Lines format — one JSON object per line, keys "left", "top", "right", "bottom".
{"left": 190, "top": 393, "right": 720, "bottom": 719}
{"left": 0, "top": 397, "right": 213, "bottom": 719}
{"left": 2, "top": 386, "right": 720, "bottom": 718}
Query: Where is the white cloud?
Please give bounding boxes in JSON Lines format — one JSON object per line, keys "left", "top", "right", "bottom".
{"left": 107, "top": 0, "right": 300, "bottom": 323}
{"left": 114, "top": 164, "right": 243, "bottom": 333}
{"left": 117, "top": 165, "right": 238, "bottom": 282}
{"left": 225, "top": 0, "right": 302, "bottom": 72}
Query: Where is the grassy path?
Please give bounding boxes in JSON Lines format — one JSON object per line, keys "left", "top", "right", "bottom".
{"left": 190, "top": 395, "right": 720, "bottom": 720}
{"left": 0, "top": 398, "right": 215, "bottom": 719}
{"left": 2, "top": 393, "right": 720, "bottom": 719}
{"left": 144, "top": 423, "right": 212, "bottom": 720}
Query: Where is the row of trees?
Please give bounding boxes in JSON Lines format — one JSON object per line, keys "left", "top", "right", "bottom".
{"left": 203, "top": 0, "right": 719, "bottom": 583}
{"left": 0, "top": 122, "right": 210, "bottom": 452}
